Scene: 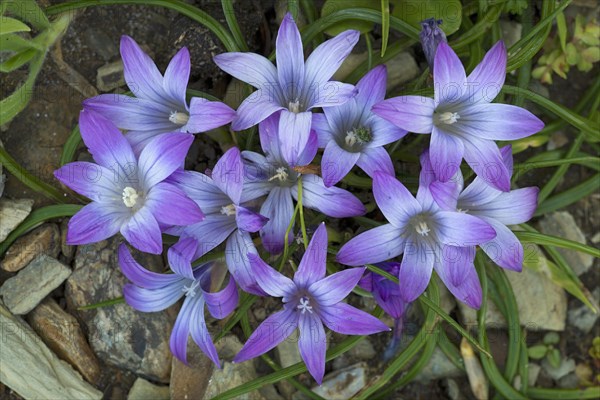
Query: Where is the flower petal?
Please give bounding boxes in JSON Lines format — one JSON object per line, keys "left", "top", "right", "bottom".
{"left": 54, "top": 162, "right": 121, "bottom": 201}
{"left": 304, "top": 29, "right": 359, "bottom": 92}
{"left": 277, "top": 13, "right": 305, "bottom": 101}
{"left": 185, "top": 97, "right": 236, "bottom": 133}
{"left": 213, "top": 52, "right": 278, "bottom": 89}
{"left": 298, "top": 312, "right": 326, "bottom": 385}
{"left": 232, "top": 91, "right": 285, "bottom": 131}
{"left": 78, "top": 109, "right": 137, "bottom": 173}
{"left": 479, "top": 217, "right": 524, "bottom": 271}
{"left": 138, "top": 133, "right": 194, "bottom": 189}
{"left": 225, "top": 231, "right": 266, "bottom": 296}
{"left": 121, "top": 206, "right": 163, "bottom": 254}
{"left": 296, "top": 174, "right": 366, "bottom": 218}
{"left": 163, "top": 46, "right": 190, "bottom": 106}
{"left": 308, "top": 81, "right": 357, "bottom": 109}
{"left": 429, "top": 127, "right": 465, "bottom": 182}
{"left": 355, "top": 65, "right": 387, "bottom": 110}
{"left": 183, "top": 214, "right": 237, "bottom": 258}
{"left": 457, "top": 103, "right": 545, "bottom": 141}
{"left": 260, "top": 187, "right": 294, "bottom": 254}
{"left": 373, "top": 172, "right": 420, "bottom": 227}
{"left": 167, "top": 237, "right": 198, "bottom": 279}
{"left": 336, "top": 224, "right": 405, "bottom": 266}
{"left": 278, "top": 110, "right": 312, "bottom": 167}
{"left": 372, "top": 96, "right": 435, "bottom": 133}
{"left": 235, "top": 205, "right": 268, "bottom": 233}
{"left": 67, "top": 202, "right": 127, "bottom": 245}
{"left": 145, "top": 182, "right": 204, "bottom": 226}
{"left": 433, "top": 42, "right": 467, "bottom": 106}
{"left": 462, "top": 136, "right": 511, "bottom": 192}
{"left": 434, "top": 211, "right": 496, "bottom": 246}
{"left": 120, "top": 35, "right": 166, "bottom": 104}
{"left": 312, "top": 113, "right": 334, "bottom": 148}
{"left": 296, "top": 130, "right": 319, "bottom": 166}
{"left": 399, "top": 242, "right": 435, "bottom": 302}
{"left": 469, "top": 187, "right": 539, "bottom": 225}
{"left": 119, "top": 243, "right": 182, "bottom": 288}
{"left": 320, "top": 302, "right": 390, "bottom": 335}
{"left": 309, "top": 267, "right": 365, "bottom": 306}
{"left": 466, "top": 41, "right": 506, "bottom": 104}
{"left": 258, "top": 113, "right": 283, "bottom": 161}
{"left": 203, "top": 274, "right": 239, "bottom": 319}
{"left": 189, "top": 297, "right": 220, "bottom": 367}
{"left": 434, "top": 246, "right": 482, "bottom": 309}
{"left": 356, "top": 146, "right": 395, "bottom": 177}
{"left": 321, "top": 140, "right": 360, "bottom": 187}
{"left": 212, "top": 147, "right": 244, "bottom": 204}
{"left": 367, "top": 116, "right": 408, "bottom": 147}
{"left": 123, "top": 282, "right": 183, "bottom": 313}
{"left": 125, "top": 130, "right": 168, "bottom": 155}
{"left": 295, "top": 223, "right": 328, "bottom": 287}
{"left": 457, "top": 177, "right": 502, "bottom": 209}
{"left": 233, "top": 308, "right": 298, "bottom": 363}
{"left": 248, "top": 252, "right": 295, "bottom": 298}
{"left": 169, "top": 295, "right": 194, "bottom": 364}
{"left": 430, "top": 180, "right": 461, "bottom": 211}
{"left": 169, "top": 170, "right": 230, "bottom": 214}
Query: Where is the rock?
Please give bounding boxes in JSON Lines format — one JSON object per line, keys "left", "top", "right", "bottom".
{"left": 349, "top": 337, "right": 376, "bottom": 360}
{"left": 557, "top": 372, "right": 579, "bottom": 389}
{"left": 83, "top": 28, "right": 119, "bottom": 61}
{"left": 528, "top": 363, "right": 542, "bottom": 386}
{"left": 0, "top": 255, "right": 71, "bottom": 315}
{"left": 60, "top": 219, "right": 75, "bottom": 260}
{"left": 96, "top": 60, "right": 125, "bottom": 92}
{"left": 66, "top": 237, "right": 173, "bottom": 382}
{"left": 568, "top": 294, "right": 599, "bottom": 333}
{"left": 0, "top": 302, "right": 103, "bottom": 399}
{"left": 1, "top": 223, "right": 61, "bottom": 272}
{"left": 127, "top": 378, "right": 169, "bottom": 400}
{"left": 27, "top": 298, "right": 102, "bottom": 384}
{"left": 416, "top": 347, "right": 464, "bottom": 381}
{"left": 458, "top": 262, "right": 567, "bottom": 331}
{"left": 542, "top": 357, "right": 576, "bottom": 381}
{"left": 591, "top": 232, "right": 600, "bottom": 244}
{"left": 295, "top": 363, "right": 367, "bottom": 400}
{"left": 500, "top": 20, "right": 522, "bottom": 48}
{"left": 539, "top": 212, "right": 594, "bottom": 276}
{"left": 444, "top": 378, "right": 466, "bottom": 400}
{"left": 334, "top": 51, "right": 419, "bottom": 90}
{"left": 170, "top": 336, "right": 214, "bottom": 400}
{"left": 0, "top": 198, "right": 34, "bottom": 242}
{"left": 546, "top": 131, "right": 569, "bottom": 151}
{"left": 276, "top": 333, "right": 303, "bottom": 398}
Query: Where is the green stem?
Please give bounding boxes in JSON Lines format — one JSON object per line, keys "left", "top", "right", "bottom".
{"left": 297, "top": 176, "right": 308, "bottom": 249}
{"left": 221, "top": 0, "right": 247, "bottom": 51}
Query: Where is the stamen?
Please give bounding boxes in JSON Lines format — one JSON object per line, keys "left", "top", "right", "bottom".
{"left": 345, "top": 131, "right": 358, "bottom": 147}
{"left": 415, "top": 221, "right": 431, "bottom": 236}
{"left": 122, "top": 187, "right": 139, "bottom": 208}
{"left": 268, "top": 167, "right": 289, "bottom": 182}
{"left": 288, "top": 100, "right": 301, "bottom": 113}
{"left": 297, "top": 297, "right": 313, "bottom": 314}
{"left": 345, "top": 126, "right": 372, "bottom": 147}
{"left": 181, "top": 280, "right": 200, "bottom": 297}
{"left": 220, "top": 204, "right": 236, "bottom": 216}
{"left": 169, "top": 111, "right": 190, "bottom": 125}
{"left": 437, "top": 112, "right": 460, "bottom": 125}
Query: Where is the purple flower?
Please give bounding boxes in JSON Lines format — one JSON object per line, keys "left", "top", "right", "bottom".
{"left": 336, "top": 152, "right": 498, "bottom": 308}
{"left": 234, "top": 224, "right": 389, "bottom": 384}
{"left": 119, "top": 238, "right": 238, "bottom": 366}
{"left": 419, "top": 18, "right": 447, "bottom": 69}
{"left": 372, "top": 41, "right": 544, "bottom": 192}
{"left": 313, "top": 65, "right": 407, "bottom": 186}
{"left": 84, "top": 35, "right": 236, "bottom": 153}
{"left": 241, "top": 113, "right": 366, "bottom": 254}
{"left": 168, "top": 147, "right": 269, "bottom": 295}
{"left": 359, "top": 262, "right": 408, "bottom": 320}
{"left": 214, "top": 13, "right": 359, "bottom": 166}
{"left": 54, "top": 110, "right": 203, "bottom": 254}
{"left": 429, "top": 145, "right": 539, "bottom": 271}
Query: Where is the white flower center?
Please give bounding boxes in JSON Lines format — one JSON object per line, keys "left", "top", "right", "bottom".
{"left": 288, "top": 100, "right": 301, "bottom": 113}
{"left": 415, "top": 221, "right": 431, "bottom": 236}
{"left": 345, "top": 130, "right": 358, "bottom": 147}
{"left": 268, "top": 167, "right": 289, "bottom": 182}
{"left": 181, "top": 280, "right": 200, "bottom": 297}
{"left": 437, "top": 112, "right": 460, "bottom": 125}
{"left": 220, "top": 204, "right": 236, "bottom": 216}
{"left": 169, "top": 111, "right": 190, "bottom": 125}
{"left": 344, "top": 126, "right": 372, "bottom": 147}
{"left": 297, "top": 297, "right": 313, "bottom": 314}
{"left": 122, "top": 186, "right": 139, "bottom": 208}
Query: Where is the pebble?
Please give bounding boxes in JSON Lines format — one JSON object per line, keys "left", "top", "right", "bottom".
{"left": 1, "top": 223, "right": 61, "bottom": 272}
{"left": 542, "top": 357, "right": 576, "bottom": 381}
{"left": 169, "top": 337, "right": 213, "bottom": 400}
{"left": 500, "top": 20, "right": 522, "bottom": 48}
{"left": 294, "top": 363, "right": 367, "bottom": 400}
{"left": 0, "top": 255, "right": 71, "bottom": 315}
{"left": 349, "top": 337, "right": 376, "bottom": 360}
{"left": 416, "top": 347, "right": 464, "bottom": 381}
{"left": 0, "top": 198, "right": 34, "bottom": 242}
{"left": 127, "top": 378, "right": 169, "bottom": 400}
{"left": 0, "top": 303, "right": 102, "bottom": 399}
{"left": 96, "top": 60, "right": 125, "bottom": 92}
{"left": 28, "top": 298, "right": 102, "bottom": 384}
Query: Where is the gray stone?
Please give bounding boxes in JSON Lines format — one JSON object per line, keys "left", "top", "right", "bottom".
{"left": 568, "top": 295, "right": 599, "bottom": 334}
{"left": 96, "top": 60, "right": 125, "bottom": 92}
{"left": 296, "top": 363, "right": 367, "bottom": 400}
{"left": 1, "top": 223, "right": 61, "bottom": 272}
{"left": 276, "top": 332, "right": 303, "bottom": 398}
{"left": 170, "top": 336, "right": 213, "bottom": 400}
{"left": 444, "top": 378, "right": 466, "bottom": 400}
{"left": 0, "top": 303, "right": 102, "bottom": 399}
{"left": 500, "top": 20, "right": 522, "bottom": 48}
{"left": 0, "top": 255, "right": 71, "bottom": 315}
{"left": 542, "top": 357, "right": 576, "bottom": 381}
{"left": 0, "top": 198, "right": 34, "bottom": 242}
{"left": 557, "top": 372, "right": 579, "bottom": 389}
{"left": 539, "top": 212, "right": 594, "bottom": 276}
{"left": 349, "top": 337, "right": 376, "bottom": 360}
{"left": 66, "top": 237, "right": 173, "bottom": 382}
{"left": 528, "top": 363, "right": 542, "bottom": 387}
{"left": 127, "top": 378, "right": 170, "bottom": 400}
{"left": 416, "top": 347, "right": 464, "bottom": 381}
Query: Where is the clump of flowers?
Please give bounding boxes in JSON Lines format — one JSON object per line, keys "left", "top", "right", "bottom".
{"left": 55, "top": 13, "right": 544, "bottom": 378}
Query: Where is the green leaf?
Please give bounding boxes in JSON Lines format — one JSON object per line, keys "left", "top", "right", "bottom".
{"left": 556, "top": 11, "right": 568, "bottom": 52}
{"left": 0, "top": 33, "right": 44, "bottom": 52}
{"left": 515, "top": 231, "right": 600, "bottom": 259}
{"left": 547, "top": 348, "right": 561, "bottom": 368}
{"left": 0, "top": 48, "right": 36, "bottom": 72}
{"left": 543, "top": 332, "right": 560, "bottom": 346}
{"left": 3, "top": 0, "right": 50, "bottom": 30}
{"left": 381, "top": 0, "right": 389, "bottom": 56}
{"left": 528, "top": 345, "right": 548, "bottom": 360}
{"left": 321, "top": 0, "right": 380, "bottom": 35}
{"left": 59, "top": 125, "right": 82, "bottom": 166}
{"left": 393, "top": 0, "right": 462, "bottom": 36}
{"left": 0, "top": 17, "right": 31, "bottom": 34}
{"left": 77, "top": 296, "right": 125, "bottom": 310}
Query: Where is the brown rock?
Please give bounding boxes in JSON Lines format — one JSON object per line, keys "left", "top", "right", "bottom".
{"left": 60, "top": 219, "right": 75, "bottom": 261}
{"left": 2, "top": 224, "right": 61, "bottom": 272}
{"left": 28, "top": 298, "right": 102, "bottom": 385}
{"left": 170, "top": 337, "right": 213, "bottom": 400}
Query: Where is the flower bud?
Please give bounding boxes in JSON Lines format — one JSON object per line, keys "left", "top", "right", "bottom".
{"left": 420, "top": 18, "right": 447, "bottom": 69}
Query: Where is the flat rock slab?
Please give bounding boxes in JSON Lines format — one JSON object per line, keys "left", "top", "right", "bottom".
{"left": 0, "top": 198, "right": 33, "bottom": 242}
{"left": 1, "top": 223, "right": 61, "bottom": 272}
{"left": 0, "top": 303, "right": 102, "bottom": 400}
{"left": 127, "top": 377, "right": 169, "bottom": 400}
{"left": 0, "top": 254, "right": 71, "bottom": 315}
{"left": 66, "top": 237, "right": 173, "bottom": 382}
